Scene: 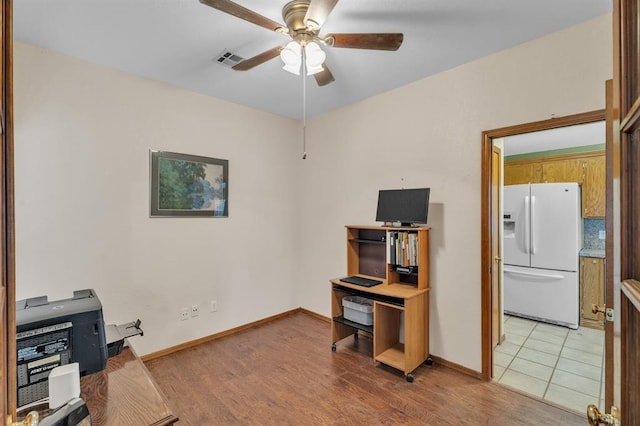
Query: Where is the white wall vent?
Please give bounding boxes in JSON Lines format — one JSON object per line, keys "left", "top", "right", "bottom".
{"left": 215, "top": 49, "right": 244, "bottom": 68}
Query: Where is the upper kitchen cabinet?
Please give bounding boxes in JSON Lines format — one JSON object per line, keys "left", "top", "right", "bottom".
{"left": 504, "top": 156, "right": 585, "bottom": 185}
{"left": 504, "top": 151, "right": 605, "bottom": 218}
{"left": 541, "top": 158, "right": 585, "bottom": 184}
{"left": 504, "top": 162, "right": 542, "bottom": 185}
{"left": 582, "top": 155, "right": 605, "bottom": 218}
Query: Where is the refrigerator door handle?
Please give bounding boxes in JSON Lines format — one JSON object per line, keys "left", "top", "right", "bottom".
{"left": 530, "top": 195, "right": 536, "bottom": 254}
{"left": 504, "top": 268, "right": 565, "bottom": 280}
{"left": 524, "top": 195, "right": 530, "bottom": 254}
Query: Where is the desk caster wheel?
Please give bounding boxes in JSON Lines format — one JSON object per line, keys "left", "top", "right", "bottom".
{"left": 331, "top": 343, "right": 336, "bottom": 352}
{"left": 406, "top": 374, "right": 414, "bottom": 383}
{"left": 425, "top": 358, "right": 433, "bottom": 366}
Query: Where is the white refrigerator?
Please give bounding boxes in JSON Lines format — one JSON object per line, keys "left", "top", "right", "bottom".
{"left": 503, "top": 182, "right": 581, "bottom": 329}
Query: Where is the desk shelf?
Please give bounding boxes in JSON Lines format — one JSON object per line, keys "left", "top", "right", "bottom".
{"left": 375, "top": 344, "right": 405, "bottom": 371}
{"left": 332, "top": 315, "right": 373, "bottom": 335}
{"left": 349, "top": 238, "right": 386, "bottom": 245}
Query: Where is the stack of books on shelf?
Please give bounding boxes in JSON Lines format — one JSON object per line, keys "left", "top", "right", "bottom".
{"left": 387, "top": 231, "right": 418, "bottom": 267}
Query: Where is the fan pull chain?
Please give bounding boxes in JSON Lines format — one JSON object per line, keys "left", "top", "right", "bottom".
{"left": 302, "top": 47, "right": 307, "bottom": 160}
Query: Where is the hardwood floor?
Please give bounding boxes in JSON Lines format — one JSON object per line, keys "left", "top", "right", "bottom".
{"left": 145, "top": 312, "right": 585, "bottom": 425}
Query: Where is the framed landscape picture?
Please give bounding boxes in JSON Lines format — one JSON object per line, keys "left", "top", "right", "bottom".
{"left": 150, "top": 150, "right": 228, "bottom": 217}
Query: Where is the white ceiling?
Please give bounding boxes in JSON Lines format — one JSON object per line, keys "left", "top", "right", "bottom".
{"left": 14, "top": 0, "right": 612, "bottom": 120}
{"left": 503, "top": 121, "right": 606, "bottom": 156}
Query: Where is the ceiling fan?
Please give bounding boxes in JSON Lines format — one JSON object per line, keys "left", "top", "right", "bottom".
{"left": 199, "top": 0, "right": 404, "bottom": 86}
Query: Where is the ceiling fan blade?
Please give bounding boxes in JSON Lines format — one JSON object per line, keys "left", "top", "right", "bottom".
{"left": 325, "top": 33, "right": 404, "bottom": 51}
{"left": 199, "top": 0, "right": 286, "bottom": 33}
{"left": 304, "top": 0, "right": 339, "bottom": 29}
{"left": 314, "top": 63, "right": 335, "bottom": 86}
{"left": 232, "top": 46, "right": 284, "bottom": 71}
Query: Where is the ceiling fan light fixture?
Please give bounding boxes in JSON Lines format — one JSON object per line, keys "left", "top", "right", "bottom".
{"left": 280, "top": 41, "right": 302, "bottom": 74}
{"left": 304, "top": 41, "right": 326, "bottom": 75}
{"left": 283, "top": 62, "right": 302, "bottom": 75}
{"left": 305, "top": 42, "right": 325, "bottom": 66}
{"left": 306, "top": 63, "right": 324, "bottom": 76}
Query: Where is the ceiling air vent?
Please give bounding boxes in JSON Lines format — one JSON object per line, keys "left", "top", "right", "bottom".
{"left": 215, "top": 49, "right": 244, "bottom": 68}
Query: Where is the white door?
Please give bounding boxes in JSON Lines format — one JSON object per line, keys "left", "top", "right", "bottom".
{"left": 529, "top": 183, "right": 581, "bottom": 272}
{"left": 503, "top": 184, "right": 530, "bottom": 267}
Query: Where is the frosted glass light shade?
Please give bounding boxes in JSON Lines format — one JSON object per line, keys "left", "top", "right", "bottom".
{"left": 280, "top": 41, "right": 302, "bottom": 75}
{"left": 283, "top": 62, "right": 301, "bottom": 75}
{"left": 304, "top": 42, "right": 325, "bottom": 75}
{"left": 306, "top": 62, "right": 324, "bottom": 75}
{"left": 305, "top": 42, "right": 325, "bottom": 67}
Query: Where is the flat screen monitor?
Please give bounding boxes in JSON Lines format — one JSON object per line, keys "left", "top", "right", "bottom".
{"left": 375, "top": 188, "right": 430, "bottom": 227}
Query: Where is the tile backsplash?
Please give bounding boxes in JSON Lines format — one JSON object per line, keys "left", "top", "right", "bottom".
{"left": 583, "top": 218, "right": 605, "bottom": 250}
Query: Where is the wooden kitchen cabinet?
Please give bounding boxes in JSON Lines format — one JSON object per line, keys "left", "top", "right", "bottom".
{"left": 504, "top": 163, "right": 542, "bottom": 185}
{"left": 580, "top": 256, "right": 605, "bottom": 329}
{"left": 541, "top": 158, "right": 584, "bottom": 184}
{"left": 582, "top": 156, "right": 606, "bottom": 217}
{"left": 504, "top": 152, "right": 605, "bottom": 218}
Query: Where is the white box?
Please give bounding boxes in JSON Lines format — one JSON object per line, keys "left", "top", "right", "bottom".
{"left": 342, "top": 296, "right": 373, "bottom": 326}
{"left": 48, "top": 362, "right": 80, "bottom": 409}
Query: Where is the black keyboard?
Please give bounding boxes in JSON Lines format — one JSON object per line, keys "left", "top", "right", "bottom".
{"left": 340, "top": 276, "right": 382, "bottom": 287}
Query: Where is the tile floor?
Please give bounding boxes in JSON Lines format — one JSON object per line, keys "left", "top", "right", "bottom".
{"left": 493, "top": 315, "right": 604, "bottom": 414}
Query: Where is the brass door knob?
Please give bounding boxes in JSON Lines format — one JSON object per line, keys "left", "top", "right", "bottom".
{"left": 587, "top": 404, "right": 620, "bottom": 425}
{"left": 494, "top": 255, "right": 502, "bottom": 263}
{"left": 592, "top": 304, "right": 606, "bottom": 315}
{"left": 10, "top": 412, "right": 39, "bottom": 426}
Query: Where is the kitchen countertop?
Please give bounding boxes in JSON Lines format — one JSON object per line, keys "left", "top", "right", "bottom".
{"left": 580, "top": 248, "right": 605, "bottom": 258}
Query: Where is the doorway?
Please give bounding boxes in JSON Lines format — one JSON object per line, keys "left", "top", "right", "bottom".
{"left": 480, "top": 109, "right": 612, "bottom": 415}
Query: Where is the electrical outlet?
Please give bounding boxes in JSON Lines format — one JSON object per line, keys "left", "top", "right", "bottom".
{"left": 210, "top": 300, "right": 218, "bottom": 312}
{"left": 191, "top": 304, "right": 199, "bottom": 317}
{"left": 179, "top": 307, "right": 189, "bottom": 321}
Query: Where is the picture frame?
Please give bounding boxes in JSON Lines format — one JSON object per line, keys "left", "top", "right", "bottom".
{"left": 150, "top": 150, "right": 228, "bottom": 217}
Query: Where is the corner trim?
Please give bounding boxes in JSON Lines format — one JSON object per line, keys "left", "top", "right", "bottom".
{"left": 140, "top": 308, "right": 303, "bottom": 362}
{"left": 429, "top": 355, "right": 483, "bottom": 380}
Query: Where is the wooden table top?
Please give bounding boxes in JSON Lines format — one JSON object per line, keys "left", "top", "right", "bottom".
{"left": 17, "top": 346, "right": 177, "bottom": 425}
{"left": 80, "top": 346, "right": 178, "bottom": 425}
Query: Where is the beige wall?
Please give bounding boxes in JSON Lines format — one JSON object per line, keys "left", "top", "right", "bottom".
{"left": 14, "top": 42, "right": 300, "bottom": 356}
{"left": 296, "top": 14, "right": 612, "bottom": 371}
{"left": 15, "top": 13, "right": 612, "bottom": 370}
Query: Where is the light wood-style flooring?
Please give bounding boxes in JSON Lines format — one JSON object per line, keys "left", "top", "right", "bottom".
{"left": 145, "top": 312, "right": 585, "bottom": 425}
